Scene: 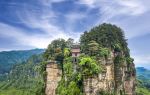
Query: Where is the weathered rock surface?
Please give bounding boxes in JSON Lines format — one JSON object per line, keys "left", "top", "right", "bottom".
{"left": 83, "top": 52, "right": 136, "bottom": 95}
{"left": 45, "top": 63, "right": 62, "bottom": 95}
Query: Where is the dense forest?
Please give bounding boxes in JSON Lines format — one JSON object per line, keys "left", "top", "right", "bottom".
{"left": 0, "top": 54, "right": 45, "bottom": 95}
{"left": 0, "top": 49, "right": 44, "bottom": 74}
{"left": 0, "top": 23, "right": 149, "bottom": 95}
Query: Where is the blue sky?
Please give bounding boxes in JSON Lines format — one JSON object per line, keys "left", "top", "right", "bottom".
{"left": 0, "top": 0, "right": 150, "bottom": 69}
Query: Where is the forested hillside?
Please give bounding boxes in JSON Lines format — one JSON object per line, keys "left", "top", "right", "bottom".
{"left": 136, "top": 67, "right": 150, "bottom": 80}
{"left": 0, "top": 54, "right": 45, "bottom": 95}
{"left": 136, "top": 67, "right": 150, "bottom": 95}
{"left": 0, "top": 49, "right": 44, "bottom": 74}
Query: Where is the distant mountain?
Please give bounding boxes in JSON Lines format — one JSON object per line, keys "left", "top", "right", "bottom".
{"left": 0, "top": 54, "right": 45, "bottom": 95}
{"left": 136, "top": 67, "right": 150, "bottom": 94}
{"left": 136, "top": 67, "right": 148, "bottom": 72}
{"left": 0, "top": 49, "right": 45, "bottom": 74}
{"left": 136, "top": 67, "right": 150, "bottom": 79}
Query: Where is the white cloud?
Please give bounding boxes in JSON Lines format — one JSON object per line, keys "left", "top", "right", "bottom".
{"left": 65, "top": 12, "right": 86, "bottom": 22}
{"left": 132, "top": 54, "right": 150, "bottom": 69}
{"left": 0, "top": 22, "right": 71, "bottom": 49}
{"left": 40, "top": 0, "right": 66, "bottom": 6}
{"left": 79, "top": 0, "right": 147, "bottom": 16}
{"left": 64, "top": 12, "right": 87, "bottom": 32}
{"left": 134, "top": 55, "right": 150, "bottom": 64}
{"left": 17, "top": 2, "right": 82, "bottom": 41}
{"left": 78, "top": 0, "right": 97, "bottom": 7}
{"left": 78, "top": 0, "right": 150, "bottom": 39}
{"left": 0, "top": 23, "right": 50, "bottom": 48}
{"left": 116, "top": 0, "right": 147, "bottom": 15}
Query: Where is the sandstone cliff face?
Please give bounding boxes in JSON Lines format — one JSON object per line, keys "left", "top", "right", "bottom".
{"left": 45, "top": 52, "right": 136, "bottom": 95}
{"left": 83, "top": 51, "right": 136, "bottom": 95}
{"left": 45, "top": 63, "right": 62, "bottom": 95}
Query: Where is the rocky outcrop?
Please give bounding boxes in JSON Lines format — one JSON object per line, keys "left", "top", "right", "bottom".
{"left": 83, "top": 51, "right": 136, "bottom": 95}
{"left": 45, "top": 62, "right": 62, "bottom": 95}
{"left": 45, "top": 53, "right": 136, "bottom": 95}
{"left": 124, "top": 63, "right": 136, "bottom": 95}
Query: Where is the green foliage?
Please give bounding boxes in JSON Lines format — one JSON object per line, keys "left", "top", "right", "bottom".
{"left": 80, "top": 23, "right": 129, "bottom": 56}
{"left": 64, "top": 59, "right": 73, "bottom": 78}
{"left": 44, "top": 38, "right": 73, "bottom": 64}
{"left": 56, "top": 74, "right": 82, "bottom": 95}
{"left": 114, "top": 55, "right": 125, "bottom": 65}
{"left": 56, "top": 78, "right": 81, "bottom": 95}
{"left": 44, "top": 38, "right": 66, "bottom": 61}
{"left": 114, "top": 55, "right": 132, "bottom": 71}
{"left": 67, "top": 81, "right": 81, "bottom": 95}
{"left": 56, "top": 78, "right": 67, "bottom": 95}
{"left": 87, "top": 40, "right": 99, "bottom": 56}
{"left": 54, "top": 52, "right": 64, "bottom": 63}
{"left": 64, "top": 48, "right": 71, "bottom": 58}
{"left": 56, "top": 56, "right": 83, "bottom": 95}
{"left": 113, "top": 43, "right": 122, "bottom": 52}
{"left": 136, "top": 80, "right": 150, "bottom": 95}
{"left": 136, "top": 87, "right": 150, "bottom": 95}
{"left": 79, "top": 56, "right": 101, "bottom": 76}
{"left": 126, "top": 57, "right": 134, "bottom": 64}
{"left": 0, "top": 88, "right": 37, "bottom": 95}
{"left": 99, "top": 47, "right": 110, "bottom": 58}
{"left": 66, "top": 38, "right": 74, "bottom": 48}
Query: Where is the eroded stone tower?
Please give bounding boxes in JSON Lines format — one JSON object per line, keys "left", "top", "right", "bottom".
{"left": 45, "top": 61, "right": 62, "bottom": 95}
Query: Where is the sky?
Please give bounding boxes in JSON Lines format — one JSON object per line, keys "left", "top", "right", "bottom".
{"left": 0, "top": 0, "right": 150, "bottom": 69}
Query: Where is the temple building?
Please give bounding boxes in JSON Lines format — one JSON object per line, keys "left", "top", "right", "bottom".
{"left": 71, "top": 43, "right": 80, "bottom": 72}
{"left": 71, "top": 43, "right": 80, "bottom": 63}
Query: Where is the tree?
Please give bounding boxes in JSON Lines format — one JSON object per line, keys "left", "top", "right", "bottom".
{"left": 66, "top": 38, "right": 74, "bottom": 48}
{"left": 79, "top": 56, "right": 101, "bottom": 76}
{"left": 44, "top": 38, "right": 67, "bottom": 63}
{"left": 87, "top": 41, "right": 99, "bottom": 56}
{"left": 80, "top": 23, "right": 129, "bottom": 54}
{"left": 63, "top": 48, "right": 70, "bottom": 58}
{"left": 63, "top": 60, "right": 73, "bottom": 78}
{"left": 99, "top": 47, "right": 110, "bottom": 58}
{"left": 67, "top": 81, "right": 81, "bottom": 95}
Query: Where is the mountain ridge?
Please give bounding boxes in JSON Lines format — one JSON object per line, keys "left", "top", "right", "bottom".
{"left": 0, "top": 48, "right": 45, "bottom": 74}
